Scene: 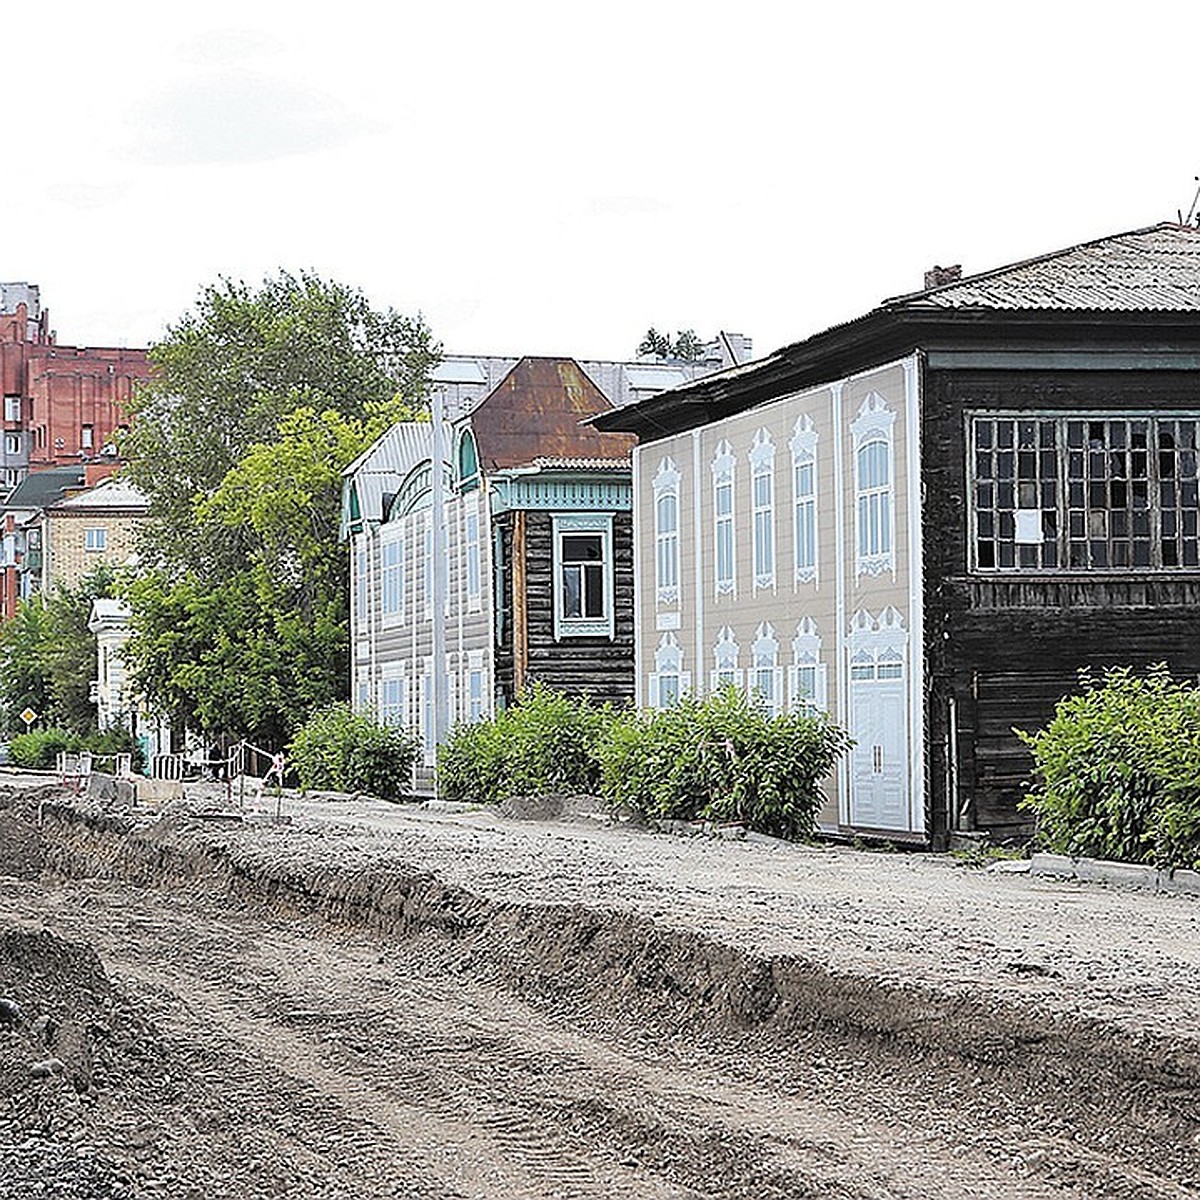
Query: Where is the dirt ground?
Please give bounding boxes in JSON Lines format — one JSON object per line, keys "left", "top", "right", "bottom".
{"left": 0, "top": 779, "right": 1197, "bottom": 1198}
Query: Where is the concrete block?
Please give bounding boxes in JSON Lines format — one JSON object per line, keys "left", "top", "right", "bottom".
{"left": 135, "top": 776, "right": 183, "bottom": 804}
{"left": 1029, "top": 852, "right": 1077, "bottom": 879}
{"left": 1074, "top": 857, "right": 1161, "bottom": 890}
{"left": 1165, "top": 869, "right": 1200, "bottom": 896}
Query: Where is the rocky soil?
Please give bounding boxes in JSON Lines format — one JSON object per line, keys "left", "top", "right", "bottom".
{"left": 0, "top": 779, "right": 1197, "bottom": 1198}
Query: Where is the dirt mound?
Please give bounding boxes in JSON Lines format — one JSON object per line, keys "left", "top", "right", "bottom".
{"left": 0, "top": 926, "right": 168, "bottom": 1199}
{"left": 0, "top": 813, "right": 45, "bottom": 880}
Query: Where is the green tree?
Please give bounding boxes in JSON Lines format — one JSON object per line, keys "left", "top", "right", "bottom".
{"left": 0, "top": 568, "right": 118, "bottom": 735}
{"left": 637, "top": 327, "right": 707, "bottom": 362}
{"left": 120, "top": 272, "right": 439, "bottom": 747}
{"left": 123, "top": 271, "right": 437, "bottom": 575}
{"left": 0, "top": 599, "right": 52, "bottom": 733}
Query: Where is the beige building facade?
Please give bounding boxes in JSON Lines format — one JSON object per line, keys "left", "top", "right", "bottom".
{"left": 633, "top": 355, "right": 924, "bottom": 836}
{"left": 40, "top": 478, "right": 147, "bottom": 592}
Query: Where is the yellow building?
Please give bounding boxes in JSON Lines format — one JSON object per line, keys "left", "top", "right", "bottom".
{"left": 39, "top": 477, "right": 148, "bottom": 591}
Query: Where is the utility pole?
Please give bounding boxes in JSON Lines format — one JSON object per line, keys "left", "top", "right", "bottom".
{"left": 429, "top": 383, "right": 449, "bottom": 795}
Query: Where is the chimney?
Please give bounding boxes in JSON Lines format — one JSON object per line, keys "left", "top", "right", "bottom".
{"left": 924, "top": 264, "right": 962, "bottom": 291}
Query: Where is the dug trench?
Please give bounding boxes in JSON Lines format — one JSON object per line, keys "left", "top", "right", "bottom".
{"left": 2, "top": 786, "right": 1198, "bottom": 1199}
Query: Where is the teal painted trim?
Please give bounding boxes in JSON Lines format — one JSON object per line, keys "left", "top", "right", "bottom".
{"left": 491, "top": 477, "right": 632, "bottom": 514}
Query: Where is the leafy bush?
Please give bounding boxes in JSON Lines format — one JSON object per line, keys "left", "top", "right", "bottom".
{"left": 287, "top": 703, "right": 418, "bottom": 803}
{"left": 9, "top": 727, "right": 82, "bottom": 769}
{"left": 85, "top": 725, "right": 146, "bottom": 774}
{"left": 597, "top": 687, "right": 851, "bottom": 839}
{"left": 437, "top": 684, "right": 610, "bottom": 804}
{"left": 1018, "top": 666, "right": 1200, "bottom": 869}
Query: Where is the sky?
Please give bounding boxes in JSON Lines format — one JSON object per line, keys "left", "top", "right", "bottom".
{"left": 7, "top": 1, "right": 1200, "bottom": 364}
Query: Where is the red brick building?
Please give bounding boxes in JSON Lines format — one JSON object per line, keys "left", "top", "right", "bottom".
{"left": 0, "top": 283, "right": 149, "bottom": 490}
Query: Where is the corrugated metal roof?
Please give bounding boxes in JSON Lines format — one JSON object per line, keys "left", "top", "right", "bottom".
{"left": 890, "top": 223, "right": 1200, "bottom": 312}
{"left": 470, "top": 358, "right": 635, "bottom": 471}
{"left": 340, "top": 422, "right": 435, "bottom": 537}
{"left": 3, "top": 465, "right": 86, "bottom": 511}
{"left": 53, "top": 478, "right": 148, "bottom": 511}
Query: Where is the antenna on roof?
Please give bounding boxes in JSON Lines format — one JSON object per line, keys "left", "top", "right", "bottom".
{"left": 1183, "top": 176, "right": 1200, "bottom": 227}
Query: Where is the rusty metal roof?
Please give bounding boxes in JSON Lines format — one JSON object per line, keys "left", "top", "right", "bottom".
{"left": 888, "top": 223, "right": 1200, "bottom": 312}
{"left": 469, "top": 358, "right": 635, "bottom": 472}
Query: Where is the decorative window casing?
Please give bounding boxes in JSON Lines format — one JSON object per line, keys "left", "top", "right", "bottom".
{"left": 711, "top": 440, "right": 736, "bottom": 596}
{"left": 381, "top": 532, "right": 404, "bottom": 621}
{"left": 790, "top": 415, "right": 818, "bottom": 585}
{"left": 852, "top": 393, "right": 896, "bottom": 577}
{"left": 85, "top": 528, "right": 107, "bottom": 552}
{"left": 552, "top": 513, "right": 614, "bottom": 639}
{"left": 750, "top": 429, "right": 776, "bottom": 591}
{"left": 710, "top": 625, "right": 743, "bottom": 691}
{"left": 788, "top": 617, "right": 828, "bottom": 714}
{"left": 848, "top": 606, "right": 908, "bottom": 681}
{"left": 653, "top": 457, "right": 680, "bottom": 605}
{"left": 457, "top": 428, "right": 481, "bottom": 492}
{"left": 379, "top": 674, "right": 407, "bottom": 728}
{"left": 750, "top": 621, "right": 782, "bottom": 714}
{"left": 465, "top": 506, "right": 482, "bottom": 611}
{"left": 355, "top": 543, "right": 368, "bottom": 623}
{"left": 648, "top": 632, "right": 690, "bottom": 709}
{"left": 971, "top": 414, "right": 1200, "bottom": 571}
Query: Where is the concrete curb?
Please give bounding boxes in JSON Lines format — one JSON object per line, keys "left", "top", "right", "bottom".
{"left": 1030, "top": 852, "right": 1200, "bottom": 896}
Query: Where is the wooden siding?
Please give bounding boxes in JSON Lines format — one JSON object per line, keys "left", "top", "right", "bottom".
{"left": 495, "top": 509, "right": 635, "bottom": 707}
{"left": 922, "top": 367, "right": 1200, "bottom": 843}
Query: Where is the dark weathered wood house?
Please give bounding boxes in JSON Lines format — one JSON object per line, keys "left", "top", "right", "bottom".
{"left": 595, "top": 223, "right": 1200, "bottom": 845}
{"left": 342, "top": 357, "right": 635, "bottom": 785}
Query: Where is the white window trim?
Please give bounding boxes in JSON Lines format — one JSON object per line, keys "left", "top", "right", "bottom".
{"left": 552, "top": 512, "right": 615, "bottom": 639}
{"left": 648, "top": 631, "right": 690, "bottom": 709}
{"left": 790, "top": 415, "right": 819, "bottom": 586}
{"left": 712, "top": 440, "right": 736, "bottom": 597}
{"left": 788, "top": 616, "right": 828, "bottom": 714}
{"left": 465, "top": 503, "right": 482, "bottom": 613}
{"left": 85, "top": 527, "right": 107, "bottom": 552}
{"left": 750, "top": 621, "right": 782, "bottom": 713}
{"left": 380, "top": 529, "right": 405, "bottom": 626}
{"left": 852, "top": 392, "right": 896, "bottom": 578}
{"left": 710, "top": 624, "right": 743, "bottom": 692}
{"left": 750, "top": 429, "right": 776, "bottom": 592}
{"left": 653, "top": 457, "right": 680, "bottom": 606}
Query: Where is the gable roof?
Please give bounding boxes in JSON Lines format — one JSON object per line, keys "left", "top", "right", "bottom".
{"left": 595, "top": 222, "right": 1200, "bottom": 441}
{"left": 3, "top": 465, "right": 86, "bottom": 511}
{"left": 885, "top": 223, "right": 1200, "bottom": 313}
{"left": 49, "top": 477, "right": 148, "bottom": 514}
{"left": 468, "top": 357, "right": 635, "bottom": 471}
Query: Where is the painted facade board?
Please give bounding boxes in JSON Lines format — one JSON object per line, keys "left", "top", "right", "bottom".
{"left": 633, "top": 355, "right": 924, "bottom": 837}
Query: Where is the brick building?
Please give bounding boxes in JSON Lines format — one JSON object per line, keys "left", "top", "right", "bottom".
{"left": 0, "top": 283, "right": 149, "bottom": 490}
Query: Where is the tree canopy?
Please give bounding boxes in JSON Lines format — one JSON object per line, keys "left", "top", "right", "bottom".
{"left": 119, "top": 272, "right": 439, "bottom": 748}
{"left": 636, "top": 327, "right": 707, "bottom": 362}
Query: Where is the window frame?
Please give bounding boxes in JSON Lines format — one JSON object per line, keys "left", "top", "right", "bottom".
{"left": 968, "top": 410, "right": 1200, "bottom": 574}
{"left": 749, "top": 429, "right": 776, "bottom": 592}
{"left": 711, "top": 440, "right": 736, "bottom": 597}
{"left": 84, "top": 527, "right": 107, "bottom": 552}
{"left": 852, "top": 392, "right": 896, "bottom": 578}
{"left": 551, "top": 513, "right": 615, "bottom": 639}
{"left": 653, "top": 457, "right": 680, "bottom": 605}
{"left": 380, "top": 530, "right": 405, "bottom": 623}
{"left": 790, "top": 415, "right": 819, "bottom": 586}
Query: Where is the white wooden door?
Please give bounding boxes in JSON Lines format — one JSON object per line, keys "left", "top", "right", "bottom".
{"left": 849, "top": 675, "right": 909, "bottom": 830}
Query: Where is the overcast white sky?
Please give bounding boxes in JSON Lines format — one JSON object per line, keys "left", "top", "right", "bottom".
{"left": 7, "top": 2, "right": 1199, "bottom": 363}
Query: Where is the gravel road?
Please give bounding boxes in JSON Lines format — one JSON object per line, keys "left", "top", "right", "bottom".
{"left": 0, "top": 783, "right": 1196, "bottom": 1198}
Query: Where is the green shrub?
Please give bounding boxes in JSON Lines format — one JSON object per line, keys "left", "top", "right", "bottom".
{"left": 1018, "top": 666, "right": 1200, "bottom": 869}
{"left": 9, "top": 727, "right": 81, "bottom": 769}
{"left": 597, "top": 687, "right": 851, "bottom": 839}
{"left": 287, "top": 703, "right": 418, "bottom": 803}
{"left": 437, "top": 684, "right": 611, "bottom": 804}
{"left": 84, "top": 726, "right": 146, "bottom": 774}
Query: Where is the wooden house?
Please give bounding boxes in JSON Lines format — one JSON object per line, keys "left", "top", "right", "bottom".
{"left": 594, "top": 223, "right": 1200, "bottom": 846}
{"left": 342, "top": 357, "right": 639, "bottom": 786}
